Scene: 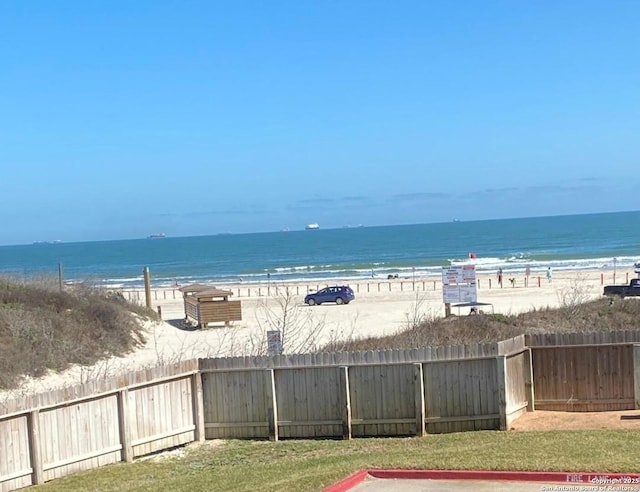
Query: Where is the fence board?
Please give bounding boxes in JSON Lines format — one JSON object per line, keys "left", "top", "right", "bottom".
{"left": 274, "top": 367, "right": 342, "bottom": 438}
{"left": 531, "top": 344, "right": 635, "bottom": 411}
{"left": 201, "top": 370, "right": 269, "bottom": 439}
{"left": 40, "top": 395, "right": 121, "bottom": 482}
{"left": 349, "top": 364, "right": 415, "bottom": 437}
{"left": 0, "top": 415, "right": 31, "bottom": 492}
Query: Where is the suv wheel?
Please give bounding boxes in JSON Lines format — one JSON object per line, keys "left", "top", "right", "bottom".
{"left": 307, "top": 298, "right": 316, "bottom": 306}
{"left": 335, "top": 297, "right": 344, "bottom": 305}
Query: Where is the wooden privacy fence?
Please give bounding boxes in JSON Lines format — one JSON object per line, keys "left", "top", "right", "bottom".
{"left": 198, "top": 336, "right": 531, "bottom": 439}
{"left": 526, "top": 331, "right": 640, "bottom": 412}
{"left": 5, "top": 331, "right": 640, "bottom": 491}
{"left": 0, "top": 361, "right": 203, "bottom": 492}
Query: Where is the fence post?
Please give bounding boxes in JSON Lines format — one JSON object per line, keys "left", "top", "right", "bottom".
{"left": 267, "top": 369, "right": 279, "bottom": 441}
{"left": 117, "top": 389, "right": 133, "bottom": 462}
{"left": 27, "top": 410, "right": 44, "bottom": 485}
{"left": 496, "top": 356, "right": 508, "bottom": 430}
{"left": 414, "top": 363, "right": 426, "bottom": 437}
{"left": 143, "top": 267, "right": 152, "bottom": 308}
{"left": 634, "top": 345, "right": 640, "bottom": 409}
{"left": 524, "top": 348, "right": 535, "bottom": 411}
{"left": 339, "top": 366, "right": 352, "bottom": 440}
{"left": 191, "top": 373, "right": 205, "bottom": 442}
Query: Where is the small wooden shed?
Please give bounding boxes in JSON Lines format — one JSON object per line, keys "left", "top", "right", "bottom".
{"left": 179, "top": 284, "right": 242, "bottom": 328}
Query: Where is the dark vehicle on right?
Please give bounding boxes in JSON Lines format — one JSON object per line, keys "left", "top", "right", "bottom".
{"left": 603, "top": 278, "right": 640, "bottom": 298}
{"left": 304, "top": 286, "right": 355, "bottom": 306}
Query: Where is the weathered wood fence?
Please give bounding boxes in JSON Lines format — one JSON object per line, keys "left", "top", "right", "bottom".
{"left": 527, "top": 331, "right": 640, "bottom": 411}
{"left": 3, "top": 331, "right": 640, "bottom": 491}
{"left": 198, "top": 336, "right": 530, "bottom": 439}
{"left": 0, "top": 361, "right": 202, "bottom": 492}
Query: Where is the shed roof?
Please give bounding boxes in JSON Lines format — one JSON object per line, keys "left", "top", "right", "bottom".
{"left": 179, "top": 284, "right": 233, "bottom": 298}
{"left": 178, "top": 283, "right": 211, "bottom": 293}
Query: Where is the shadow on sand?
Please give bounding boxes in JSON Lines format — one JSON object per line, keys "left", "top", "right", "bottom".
{"left": 165, "top": 318, "right": 200, "bottom": 332}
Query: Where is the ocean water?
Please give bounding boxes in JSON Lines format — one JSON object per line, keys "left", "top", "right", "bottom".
{"left": 1, "top": 211, "right": 639, "bottom": 288}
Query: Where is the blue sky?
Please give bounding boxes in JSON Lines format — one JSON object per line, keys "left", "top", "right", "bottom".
{"left": 1, "top": 1, "right": 638, "bottom": 244}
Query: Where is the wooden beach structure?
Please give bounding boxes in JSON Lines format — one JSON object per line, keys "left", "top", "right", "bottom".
{"left": 179, "top": 284, "right": 242, "bottom": 328}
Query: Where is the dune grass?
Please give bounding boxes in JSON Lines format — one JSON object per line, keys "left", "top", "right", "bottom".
{"left": 325, "top": 294, "right": 640, "bottom": 352}
{"left": 33, "top": 430, "right": 640, "bottom": 492}
{"left": 0, "top": 277, "right": 156, "bottom": 389}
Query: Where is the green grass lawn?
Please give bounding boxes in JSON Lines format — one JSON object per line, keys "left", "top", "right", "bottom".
{"left": 33, "top": 430, "right": 640, "bottom": 492}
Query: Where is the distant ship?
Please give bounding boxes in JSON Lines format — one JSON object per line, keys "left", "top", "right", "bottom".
{"left": 32, "top": 240, "right": 62, "bottom": 245}
{"left": 305, "top": 223, "right": 320, "bottom": 230}
{"left": 147, "top": 233, "right": 166, "bottom": 239}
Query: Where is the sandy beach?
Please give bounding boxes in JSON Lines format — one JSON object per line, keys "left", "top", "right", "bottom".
{"left": 1, "top": 267, "right": 634, "bottom": 399}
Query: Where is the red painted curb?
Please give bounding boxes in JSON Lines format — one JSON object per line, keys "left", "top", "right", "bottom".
{"left": 323, "top": 470, "right": 369, "bottom": 492}
{"left": 325, "top": 469, "right": 640, "bottom": 491}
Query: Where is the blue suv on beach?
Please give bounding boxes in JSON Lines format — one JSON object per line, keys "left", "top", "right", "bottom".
{"left": 304, "top": 286, "right": 355, "bottom": 306}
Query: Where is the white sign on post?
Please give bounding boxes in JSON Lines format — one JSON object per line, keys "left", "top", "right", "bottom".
{"left": 442, "top": 265, "right": 476, "bottom": 284}
{"left": 442, "top": 265, "right": 477, "bottom": 304}
{"left": 267, "top": 330, "right": 283, "bottom": 356}
{"left": 443, "top": 284, "right": 478, "bottom": 303}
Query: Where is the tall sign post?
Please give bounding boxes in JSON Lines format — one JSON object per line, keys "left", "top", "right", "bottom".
{"left": 442, "top": 264, "right": 477, "bottom": 317}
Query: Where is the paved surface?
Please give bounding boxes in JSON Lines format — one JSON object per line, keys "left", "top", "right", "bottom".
{"left": 350, "top": 477, "right": 627, "bottom": 491}
{"left": 327, "top": 470, "right": 640, "bottom": 492}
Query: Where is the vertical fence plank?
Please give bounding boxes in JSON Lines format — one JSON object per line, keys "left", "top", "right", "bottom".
{"left": 191, "top": 373, "right": 205, "bottom": 442}
{"left": 339, "top": 367, "right": 352, "bottom": 440}
{"left": 116, "top": 390, "right": 133, "bottom": 463}
{"left": 524, "top": 348, "right": 535, "bottom": 411}
{"left": 496, "top": 356, "right": 507, "bottom": 430}
{"left": 27, "top": 410, "right": 43, "bottom": 485}
{"left": 634, "top": 345, "right": 640, "bottom": 409}
{"left": 414, "top": 363, "right": 425, "bottom": 437}
{"left": 267, "top": 369, "right": 278, "bottom": 441}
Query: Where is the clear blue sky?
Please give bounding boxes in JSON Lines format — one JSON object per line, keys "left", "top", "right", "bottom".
{"left": 1, "top": 1, "right": 638, "bottom": 244}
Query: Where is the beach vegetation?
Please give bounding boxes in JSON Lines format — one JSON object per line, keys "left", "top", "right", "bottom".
{"left": 0, "top": 276, "right": 155, "bottom": 389}
{"left": 325, "top": 296, "right": 640, "bottom": 352}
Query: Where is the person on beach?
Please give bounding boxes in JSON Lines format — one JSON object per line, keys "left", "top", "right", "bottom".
{"left": 497, "top": 267, "right": 503, "bottom": 287}
{"left": 546, "top": 267, "right": 553, "bottom": 283}
{"left": 525, "top": 265, "right": 531, "bottom": 279}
